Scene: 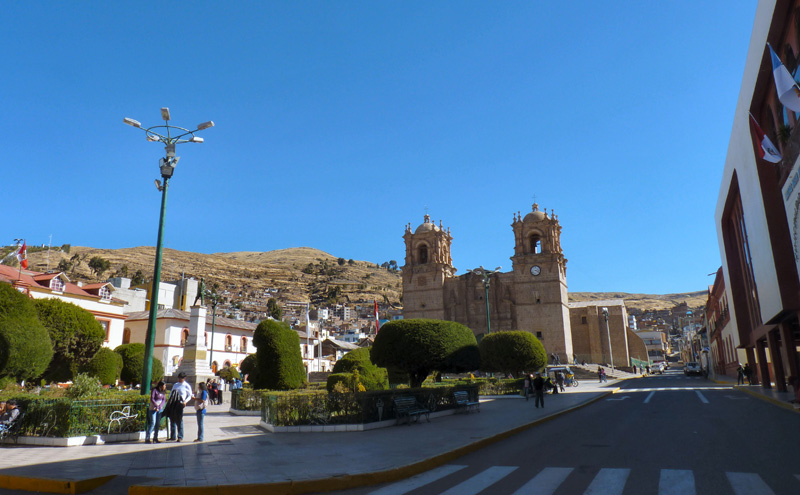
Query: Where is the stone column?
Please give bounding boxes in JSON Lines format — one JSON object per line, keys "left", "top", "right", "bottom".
{"left": 173, "top": 305, "right": 215, "bottom": 392}
{"left": 766, "top": 328, "right": 787, "bottom": 392}
{"left": 755, "top": 339, "right": 771, "bottom": 389}
{"left": 746, "top": 347, "right": 758, "bottom": 385}
{"left": 779, "top": 320, "right": 799, "bottom": 380}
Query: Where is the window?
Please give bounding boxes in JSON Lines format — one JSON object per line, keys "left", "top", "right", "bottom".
{"left": 212, "top": 361, "right": 218, "bottom": 374}
{"left": 182, "top": 328, "right": 190, "bottom": 347}
{"left": 122, "top": 327, "right": 131, "bottom": 344}
{"left": 225, "top": 335, "right": 232, "bottom": 351}
{"left": 529, "top": 234, "right": 541, "bottom": 254}
{"left": 50, "top": 277, "right": 64, "bottom": 292}
{"left": 241, "top": 337, "right": 248, "bottom": 352}
{"left": 581, "top": 316, "right": 587, "bottom": 325}
{"left": 99, "top": 286, "right": 112, "bottom": 302}
{"left": 98, "top": 320, "right": 110, "bottom": 341}
{"left": 224, "top": 360, "right": 231, "bottom": 368}
{"left": 536, "top": 331, "right": 543, "bottom": 339}
{"left": 418, "top": 245, "right": 428, "bottom": 264}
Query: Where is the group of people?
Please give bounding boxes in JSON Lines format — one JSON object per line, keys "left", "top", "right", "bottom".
{"left": 523, "top": 370, "right": 568, "bottom": 408}
{"left": 736, "top": 363, "right": 753, "bottom": 385}
{"left": 205, "top": 379, "right": 224, "bottom": 406}
{"left": 0, "top": 399, "right": 20, "bottom": 434}
{"left": 145, "top": 372, "right": 210, "bottom": 444}
{"left": 597, "top": 366, "right": 608, "bottom": 382}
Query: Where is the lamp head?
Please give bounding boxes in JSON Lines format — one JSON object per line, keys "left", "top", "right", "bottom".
{"left": 196, "top": 121, "right": 215, "bottom": 130}
{"left": 123, "top": 118, "right": 141, "bottom": 128}
{"left": 190, "top": 136, "right": 204, "bottom": 143}
{"left": 161, "top": 107, "right": 171, "bottom": 121}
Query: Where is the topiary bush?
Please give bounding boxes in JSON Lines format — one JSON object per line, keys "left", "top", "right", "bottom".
{"left": 252, "top": 319, "right": 307, "bottom": 390}
{"left": 240, "top": 353, "right": 258, "bottom": 382}
{"left": 83, "top": 347, "right": 123, "bottom": 386}
{"left": 114, "top": 343, "right": 163, "bottom": 385}
{"left": 0, "top": 283, "right": 53, "bottom": 383}
{"left": 34, "top": 298, "right": 106, "bottom": 383}
{"left": 331, "top": 348, "right": 388, "bottom": 391}
{"left": 371, "top": 319, "right": 480, "bottom": 387}
{"left": 326, "top": 373, "right": 351, "bottom": 392}
{"left": 67, "top": 372, "right": 102, "bottom": 399}
{"left": 478, "top": 330, "right": 547, "bottom": 377}
{"left": 218, "top": 365, "right": 241, "bottom": 381}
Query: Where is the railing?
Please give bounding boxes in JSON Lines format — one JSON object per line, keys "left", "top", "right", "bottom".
{"left": 10, "top": 396, "right": 148, "bottom": 437}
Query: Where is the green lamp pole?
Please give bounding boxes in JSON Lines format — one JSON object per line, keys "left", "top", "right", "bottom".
{"left": 124, "top": 108, "right": 214, "bottom": 395}
{"left": 469, "top": 266, "right": 502, "bottom": 336}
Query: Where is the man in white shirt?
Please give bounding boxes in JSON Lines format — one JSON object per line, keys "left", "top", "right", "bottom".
{"left": 167, "top": 372, "right": 194, "bottom": 442}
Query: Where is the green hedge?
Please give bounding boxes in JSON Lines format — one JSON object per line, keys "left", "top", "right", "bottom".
{"left": 259, "top": 384, "right": 480, "bottom": 426}
{"left": 83, "top": 348, "right": 123, "bottom": 386}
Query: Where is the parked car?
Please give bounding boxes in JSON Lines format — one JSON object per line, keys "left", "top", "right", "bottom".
{"left": 684, "top": 362, "right": 701, "bottom": 375}
{"left": 650, "top": 362, "right": 665, "bottom": 374}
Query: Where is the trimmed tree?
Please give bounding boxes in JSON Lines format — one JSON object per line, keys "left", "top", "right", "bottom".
{"left": 240, "top": 353, "right": 258, "bottom": 383}
{"left": 330, "top": 347, "right": 388, "bottom": 391}
{"left": 478, "top": 330, "right": 547, "bottom": 377}
{"left": 83, "top": 347, "right": 123, "bottom": 386}
{"left": 218, "top": 365, "right": 241, "bottom": 382}
{"left": 252, "top": 319, "right": 306, "bottom": 390}
{"left": 0, "top": 283, "right": 53, "bottom": 383}
{"left": 114, "top": 343, "right": 164, "bottom": 386}
{"left": 34, "top": 298, "right": 106, "bottom": 382}
{"left": 370, "top": 319, "right": 480, "bottom": 388}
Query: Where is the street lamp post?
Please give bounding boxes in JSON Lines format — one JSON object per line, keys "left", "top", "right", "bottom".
{"left": 124, "top": 108, "right": 213, "bottom": 395}
{"left": 602, "top": 307, "right": 614, "bottom": 372}
{"left": 469, "top": 266, "right": 502, "bottom": 336}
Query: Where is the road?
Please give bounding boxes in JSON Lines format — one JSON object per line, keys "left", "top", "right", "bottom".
{"left": 337, "top": 368, "right": 800, "bottom": 494}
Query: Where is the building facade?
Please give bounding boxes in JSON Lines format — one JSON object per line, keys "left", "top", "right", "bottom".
{"left": 715, "top": 0, "right": 800, "bottom": 391}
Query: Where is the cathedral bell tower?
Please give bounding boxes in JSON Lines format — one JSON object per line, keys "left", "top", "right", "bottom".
{"left": 510, "top": 203, "right": 573, "bottom": 361}
{"left": 401, "top": 214, "right": 455, "bottom": 320}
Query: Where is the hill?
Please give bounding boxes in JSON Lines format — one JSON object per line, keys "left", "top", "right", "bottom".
{"left": 14, "top": 245, "right": 706, "bottom": 315}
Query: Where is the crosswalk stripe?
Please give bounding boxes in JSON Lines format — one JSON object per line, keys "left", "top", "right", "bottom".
{"left": 511, "top": 467, "right": 573, "bottom": 495}
{"left": 659, "top": 469, "right": 695, "bottom": 495}
{"left": 584, "top": 468, "right": 630, "bottom": 495}
{"left": 726, "top": 472, "right": 775, "bottom": 495}
{"left": 441, "top": 466, "right": 518, "bottom": 495}
{"left": 367, "top": 465, "right": 467, "bottom": 495}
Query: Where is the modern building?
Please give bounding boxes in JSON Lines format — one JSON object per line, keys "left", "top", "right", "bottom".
{"left": 715, "top": 0, "right": 800, "bottom": 391}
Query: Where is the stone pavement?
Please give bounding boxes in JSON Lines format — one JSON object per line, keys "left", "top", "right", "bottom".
{"left": 4, "top": 373, "right": 781, "bottom": 495}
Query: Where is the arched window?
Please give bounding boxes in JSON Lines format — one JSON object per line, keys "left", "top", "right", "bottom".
{"left": 224, "top": 360, "right": 231, "bottom": 368}
{"left": 418, "top": 245, "right": 428, "bottom": 264}
{"left": 212, "top": 361, "right": 218, "bottom": 373}
{"left": 122, "top": 328, "right": 131, "bottom": 344}
{"left": 529, "top": 234, "right": 541, "bottom": 254}
{"left": 182, "top": 328, "right": 190, "bottom": 347}
{"left": 241, "top": 337, "right": 248, "bottom": 352}
{"left": 225, "top": 335, "right": 232, "bottom": 351}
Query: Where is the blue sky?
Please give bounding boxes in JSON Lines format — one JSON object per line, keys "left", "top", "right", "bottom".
{"left": 1, "top": 2, "right": 756, "bottom": 295}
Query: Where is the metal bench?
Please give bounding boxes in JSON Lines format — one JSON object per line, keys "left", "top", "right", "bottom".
{"left": 453, "top": 390, "right": 480, "bottom": 414}
{"left": 393, "top": 396, "right": 430, "bottom": 425}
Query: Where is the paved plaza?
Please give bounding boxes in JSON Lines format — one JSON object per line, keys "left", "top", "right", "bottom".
{"left": 0, "top": 375, "right": 792, "bottom": 494}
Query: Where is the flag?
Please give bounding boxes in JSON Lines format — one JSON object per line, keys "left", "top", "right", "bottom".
{"left": 16, "top": 242, "right": 28, "bottom": 270}
{"left": 374, "top": 300, "right": 380, "bottom": 333}
{"left": 768, "top": 44, "right": 800, "bottom": 112}
{"left": 749, "top": 113, "right": 782, "bottom": 163}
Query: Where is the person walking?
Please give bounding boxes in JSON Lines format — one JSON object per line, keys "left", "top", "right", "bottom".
{"left": 556, "top": 371, "right": 565, "bottom": 392}
{"left": 744, "top": 363, "right": 753, "bottom": 385}
{"left": 211, "top": 380, "right": 221, "bottom": 405}
{"left": 523, "top": 374, "right": 532, "bottom": 401}
{"left": 167, "top": 372, "right": 193, "bottom": 442}
{"left": 193, "top": 382, "right": 208, "bottom": 442}
{"left": 533, "top": 372, "right": 545, "bottom": 408}
{"left": 598, "top": 366, "right": 604, "bottom": 383}
{"left": 145, "top": 381, "right": 167, "bottom": 444}
{"left": 737, "top": 364, "right": 745, "bottom": 385}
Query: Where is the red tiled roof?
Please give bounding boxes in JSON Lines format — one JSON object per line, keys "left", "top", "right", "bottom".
{"left": 0, "top": 265, "right": 107, "bottom": 302}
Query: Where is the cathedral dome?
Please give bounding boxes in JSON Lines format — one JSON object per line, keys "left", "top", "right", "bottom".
{"left": 523, "top": 203, "right": 546, "bottom": 223}
{"left": 415, "top": 214, "right": 440, "bottom": 234}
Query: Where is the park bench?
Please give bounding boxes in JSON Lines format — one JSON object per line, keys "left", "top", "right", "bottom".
{"left": 393, "top": 396, "right": 430, "bottom": 425}
{"left": 453, "top": 390, "right": 480, "bottom": 414}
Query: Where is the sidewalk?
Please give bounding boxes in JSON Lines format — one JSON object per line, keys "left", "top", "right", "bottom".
{"left": 711, "top": 372, "right": 800, "bottom": 412}
{"left": 0, "top": 383, "right": 623, "bottom": 495}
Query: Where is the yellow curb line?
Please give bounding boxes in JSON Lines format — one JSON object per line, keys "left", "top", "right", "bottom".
{"left": 129, "top": 390, "right": 614, "bottom": 495}
{"left": 734, "top": 386, "right": 800, "bottom": 413}
{"left": 0, "top": 474, "right": 115, "bottom": 494}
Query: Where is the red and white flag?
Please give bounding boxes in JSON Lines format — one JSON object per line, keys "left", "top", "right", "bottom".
{"left": 374, "top": 300, "right": 380, "bottom": 333}
{"left": 16, "top": 242, "right": 28, "bottom": 269}
{"left": 749, "top": 113, "right": 782, "bottom": 163}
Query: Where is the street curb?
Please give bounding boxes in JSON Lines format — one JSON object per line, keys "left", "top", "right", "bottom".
{"left": 129, "top": 390, "right": 615, "bottom": 495}
{"left": 734, "top": 386, "right": 800, "bottom": 413}
{"left": 0, "top": 474, "right": 115, "bottom": 494}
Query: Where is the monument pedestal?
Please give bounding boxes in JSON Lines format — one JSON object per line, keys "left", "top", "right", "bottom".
{"left": 173, "top": 305, "right": 215, "bottom": 391}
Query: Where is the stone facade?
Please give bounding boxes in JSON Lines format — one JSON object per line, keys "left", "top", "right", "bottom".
{"left": 402, "top": 204, "right": 647, "bottom": 367}
{"left": 402, "top": 204, "right": 574, "bottom": 362}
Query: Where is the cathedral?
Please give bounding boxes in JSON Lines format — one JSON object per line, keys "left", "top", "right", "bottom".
{"left": 402, "top": 203, "right": 575, "bottom": 362}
